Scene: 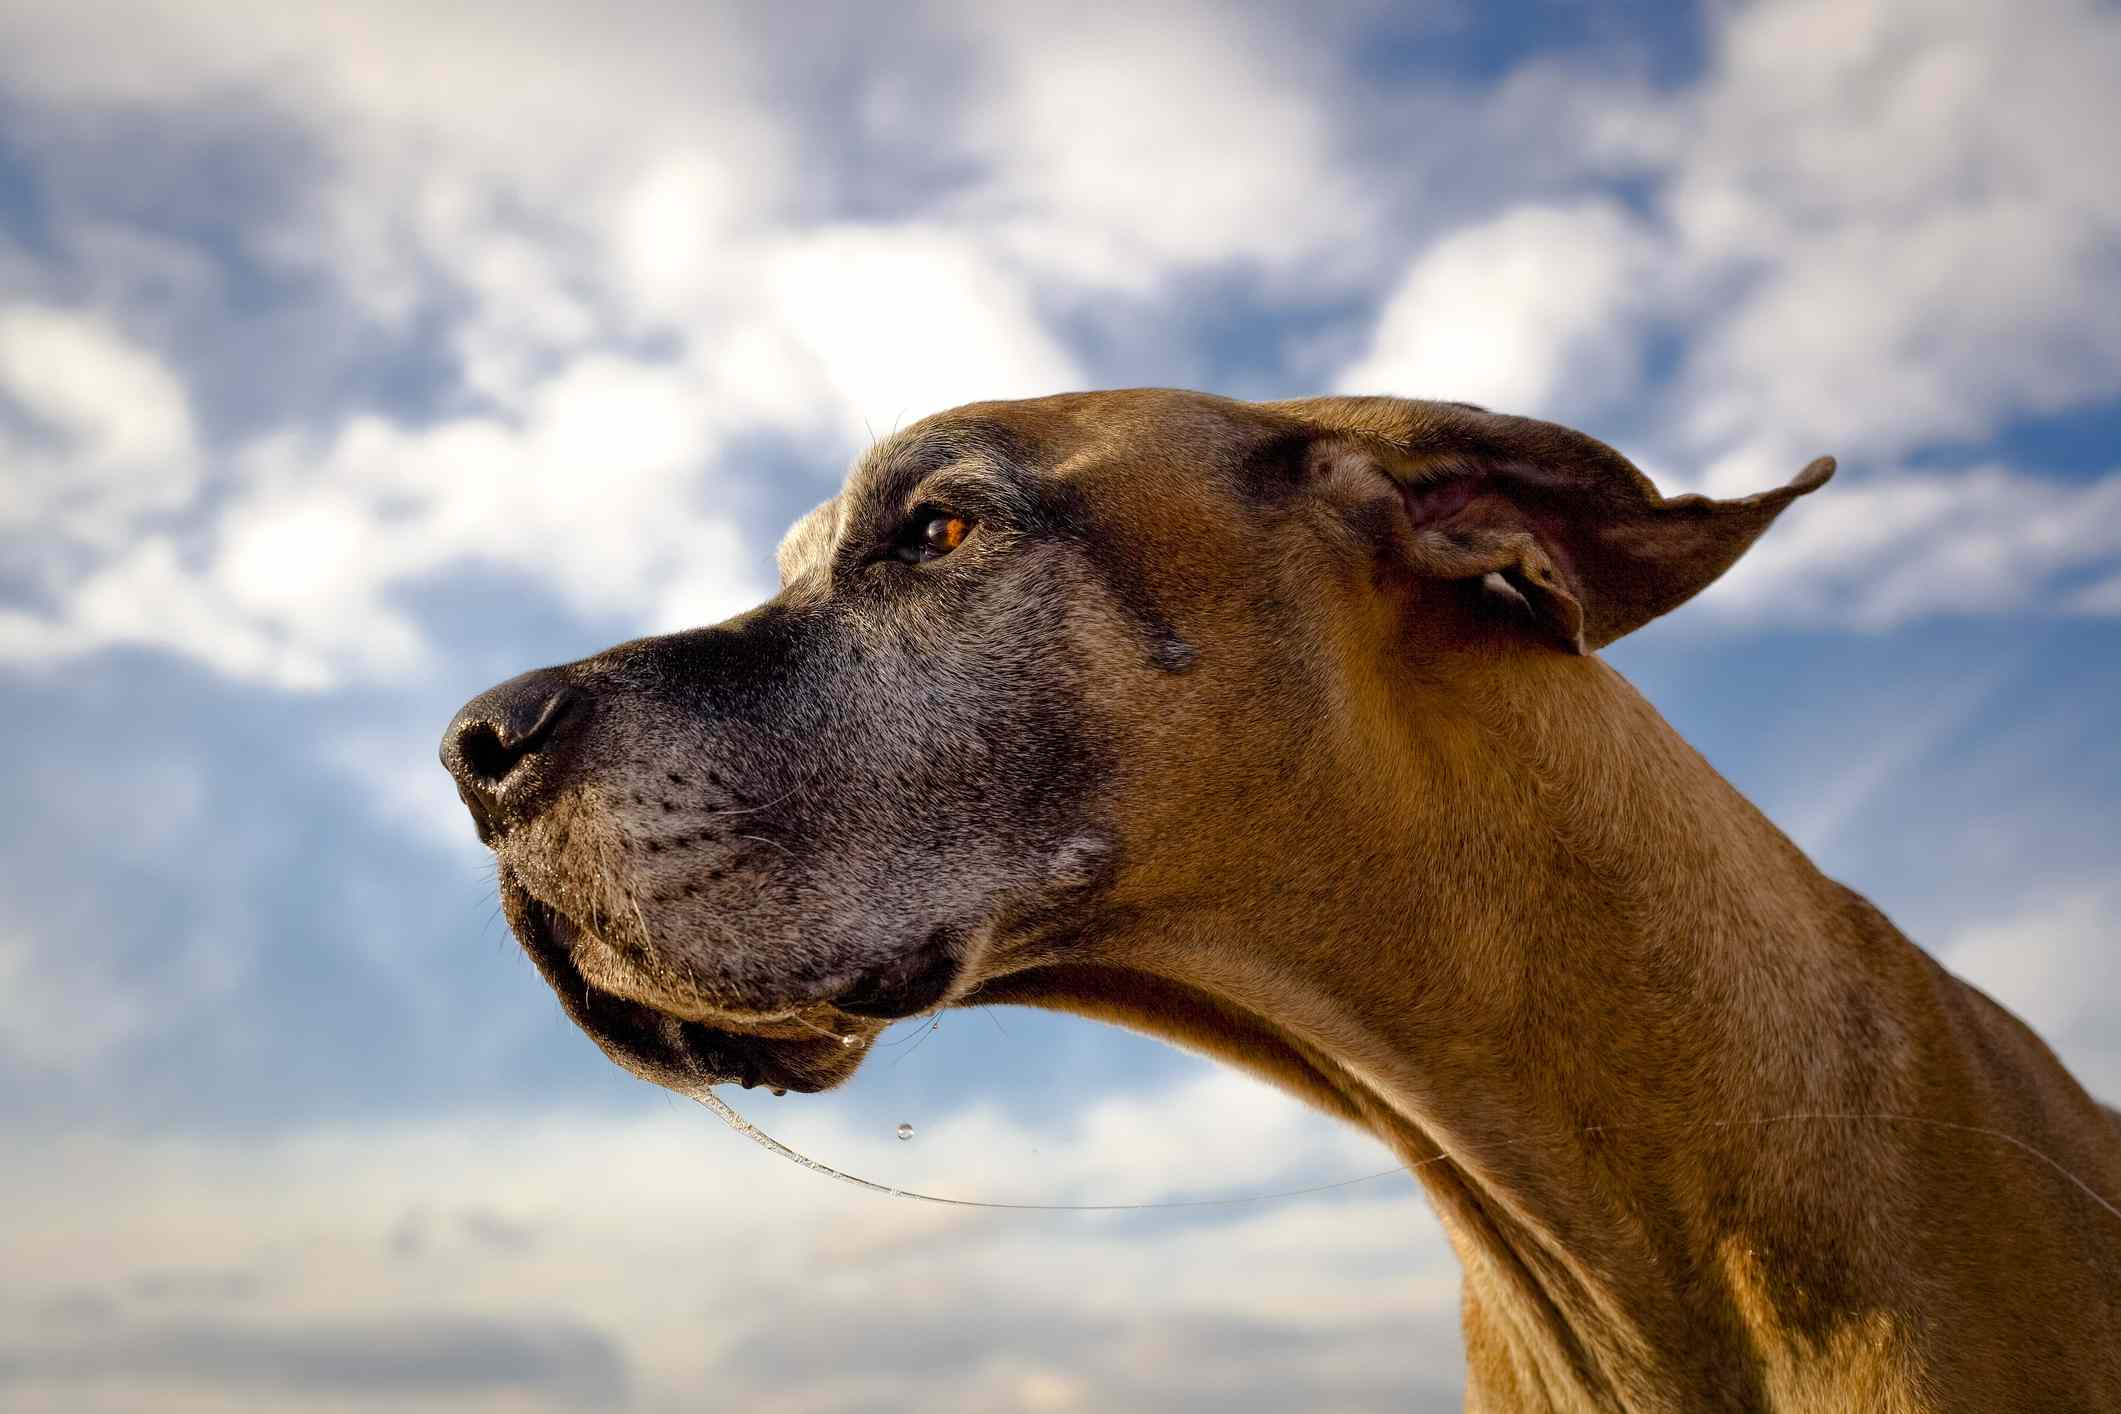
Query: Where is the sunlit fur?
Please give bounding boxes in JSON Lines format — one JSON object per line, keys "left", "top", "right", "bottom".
{"left": 471, "top": 389, "right": 2121, "bottom": 1412}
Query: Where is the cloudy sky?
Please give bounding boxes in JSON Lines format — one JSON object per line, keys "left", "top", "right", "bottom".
{"left": 1, "top": 0, "right": 2117, "bottom": 1409}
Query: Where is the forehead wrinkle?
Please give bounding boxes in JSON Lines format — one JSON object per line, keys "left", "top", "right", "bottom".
{"left": 844, "top": 422, "right": 1033, "bottom": 530}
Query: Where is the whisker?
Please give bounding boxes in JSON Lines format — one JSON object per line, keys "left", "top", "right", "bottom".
{"left": 876, "top": 1017, "right": 935, "bottom": 1049}
{"left": 785, "top": 1011, "right": 850, "bottom": 1043}
{"left": 703, "top": 749, "right": 835, "bottom": 821}
{"left": 587, "top": 796, "right": 655, "bottom": 954}
{"left": 888, "top": 1013, "right": 943, "bottom": 1069}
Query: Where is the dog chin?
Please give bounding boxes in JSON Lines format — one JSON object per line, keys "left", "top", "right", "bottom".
{"left": 495, "top": 872, "right": 966, "bottom": 1095}
{"left": 495, "top": 875, "right": 861, "bottom": 1094}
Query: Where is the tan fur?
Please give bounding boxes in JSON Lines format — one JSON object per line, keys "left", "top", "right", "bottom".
{"left": 947, "top": 392, "right": 2121, "bottom": 1412}
{"left": 451, "top": 388, "right": 2121, "bottom": 1411}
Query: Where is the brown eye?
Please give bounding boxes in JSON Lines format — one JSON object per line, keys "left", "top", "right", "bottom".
{"left": 923, "top": 515, "right": 969, "bottom": 553}
{"left": 898, "top": 512, "right": 972, "bottom": 562}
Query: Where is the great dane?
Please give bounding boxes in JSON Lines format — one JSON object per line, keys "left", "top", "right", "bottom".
{"left": 441, "top": 390, "right": 2121, "bottom": 1412}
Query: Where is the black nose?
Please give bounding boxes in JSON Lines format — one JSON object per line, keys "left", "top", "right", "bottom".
{"left": 440, "top": 668, "right": 584, "bottom": 845}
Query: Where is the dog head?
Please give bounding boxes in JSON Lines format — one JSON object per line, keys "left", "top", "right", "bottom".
{"left": 440, "top": 390, "right": 1830, "bottom": 1096}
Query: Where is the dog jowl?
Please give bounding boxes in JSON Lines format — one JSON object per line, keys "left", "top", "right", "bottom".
{"left": 440, "top": 408, "right": 1140, "bottom": 1095}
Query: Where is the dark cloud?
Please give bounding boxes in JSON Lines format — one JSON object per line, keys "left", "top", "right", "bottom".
{"left": 129, "top": 1265, "right": 260, "bottom": 1306}
{"left": 388, "top": 1205, "right": 430, "bottom": 1260}
{"left": 458, "top": 1205, "right": 540, "bottom": 1255}
{"left": 386, "top": 1204, "right": 543, "bottom": 1260}
{"left": 715, "top": 1290, "right": 1463, "bottom": 1413}
{"left": 0, "top": 1312, "right": 630, "bottom": 1407}
{"left": 28, "top": 1290, "right": 117, "bottom": 1329}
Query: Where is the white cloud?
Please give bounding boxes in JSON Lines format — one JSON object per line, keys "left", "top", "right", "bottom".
{"left": 1706, "top": 463, "right": 2121, "bottom": 629}
{"left": 4, "top": 0, "right": 2121, "bottom": 674}
{"left": 1670, "top": 0, "right": 2121, "bottom": 505}
{"left": 944, "top": 3, "right": 1382, "bottom": 295}
{"left": 2068, "top": 572, "right": 2121, "bottom": 615}
{"left": 0, "top": 924, "right": 151, "bottom": 1073}
{"left": 0, "top": 744, "right": 254, "bottom": 1077}
{"left": 321, "top": 719, "right": 503, "bottom": 869}
{"left": 611, "top": 147, "right": 771, "bottom": 314}
{"left": 60, "top": 536, "right": 347, "bottom": 691}
{"left": 0, "top": 304, "right": 197, "bottom": 539}
{"left": 1334, "top": 200, "right": 1667, "bottom": 419}
{"left": 1944, "top": 886, "right": 2120, "bottom": 1045}
{"left": 1326, "top": 0, "right": 2121, "bottom": 625}
{"left": 0, "top": 346, "right": 780, "bottom": 690}
{"left": 0, "top": 1075, "right": 1459, "bottom": 1413}
{"left": 10, "top": 0, "right": 2110, "bottom": 691}
{"left": 0, "top": 2, "right": 1157, "bottom": 692}
{"left": 756, "top": 224, "right": 1089, "bottom": 434}
{"left": 1659, "top": 0, "right": 2121, "bottom": 477}
{"left": 1942, "top": 884, "right": 2121, "bottom": 1101}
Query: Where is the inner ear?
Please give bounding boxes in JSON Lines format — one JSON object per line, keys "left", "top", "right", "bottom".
{"left": 1299, "top": 439, "right": 1587, "bottom": 651}
{"left": 1306, "top": 443, "right": 1594, "bottom": 657}
{"left": 1396, "top": 475, "right": 1590, "bottom": 652}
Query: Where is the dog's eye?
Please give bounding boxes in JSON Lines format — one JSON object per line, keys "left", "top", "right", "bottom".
{"left": 895, "top": 511, "right": 972, "bottom": 564}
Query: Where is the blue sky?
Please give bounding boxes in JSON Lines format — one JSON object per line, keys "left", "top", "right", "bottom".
{"left": 1, "top": 0, "right": 2117, "bottom": 1409}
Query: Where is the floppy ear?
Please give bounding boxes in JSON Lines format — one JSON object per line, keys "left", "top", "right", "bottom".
{"left": 1269, "top": 396, "right": 1835, "bottom": 652}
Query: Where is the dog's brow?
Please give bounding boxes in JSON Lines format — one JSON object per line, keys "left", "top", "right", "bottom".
{"left": 853, "top": 424, "right": 1030, "bottom": 521}
{"left": 859, "top": 434, "right": 957, "bottom": 489}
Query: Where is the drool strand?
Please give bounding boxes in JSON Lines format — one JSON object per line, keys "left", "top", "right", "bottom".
{"left": 693, "top": 1089, "right": 1409, "bottom": 1211}
{"left": 694, "top": 1091, "right": 2121, "bottom": 1222}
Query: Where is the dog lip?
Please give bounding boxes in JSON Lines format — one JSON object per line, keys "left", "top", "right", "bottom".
{"left": 505, "top": 883, "right": 754, "bottom": 1087}
{"left": 831, "top": 929, "right": 965, "bottom": 1019}
{"left": 498, "top": 875, "right": 847, "bottom": 1095}
{"left": 536, "top": 896, "right": 581, "bottom": 949}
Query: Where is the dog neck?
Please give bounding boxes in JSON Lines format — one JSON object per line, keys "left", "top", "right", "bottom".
{"left": 1001, "top": 649, "right": 1962, "bottom": 1410}
{"left": 1296, "top": 652, "right": 1923, "bottom": 1408}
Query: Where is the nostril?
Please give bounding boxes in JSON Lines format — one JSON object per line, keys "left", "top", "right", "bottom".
{"left": 441, "top": 673, "right": 583, "bottom": 844}
{"left": 457, "top": 721, "right": 515, "bottom": 784}
{"left": 511, "top": 687, "right": 578, "bottom": 759}
{"left": 450, "top": 686, "right": 579, "bottom": 787}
